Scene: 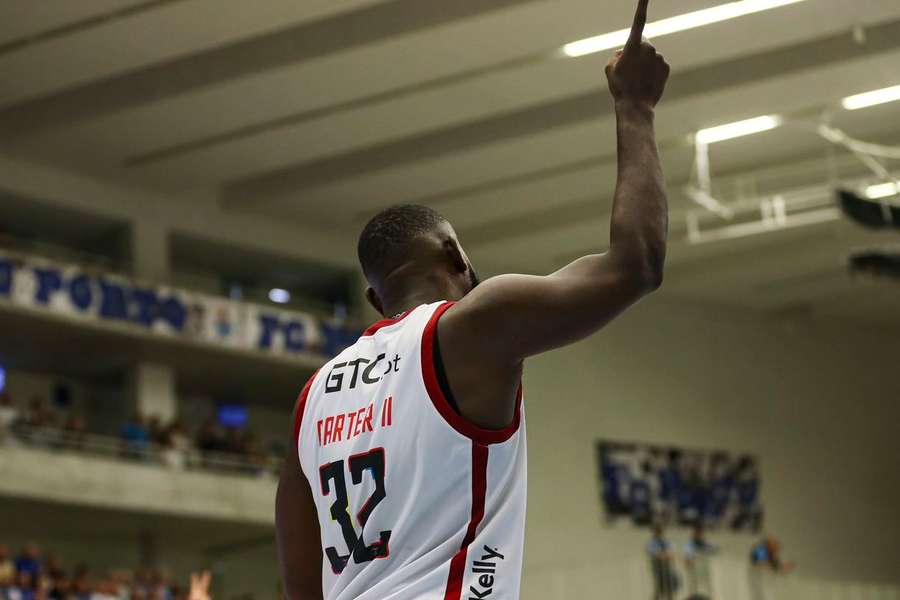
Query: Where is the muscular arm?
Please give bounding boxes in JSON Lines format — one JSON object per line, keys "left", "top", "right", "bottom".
{"left": 276, "top": 435, "right": 323, "bottom": 600}
{"left": 438, "top": 0, "right": 669, "bottom": 427}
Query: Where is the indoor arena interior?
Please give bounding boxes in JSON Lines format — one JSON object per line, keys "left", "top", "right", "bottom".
{"left": 0, "top": 1, "right": 898, "bottom": 600}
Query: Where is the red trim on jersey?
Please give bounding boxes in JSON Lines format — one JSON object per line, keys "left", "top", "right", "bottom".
{"left": 421, "top": 301, "right": 522, "bottom": 445}
{"left": 292, "top": 369, "right": 320, "bottom": 445}
{"left": 443, "top": 442, "right": 488, "bottom": 600}
{"left": 361, "top": 307, "right": 416, "bottom": 337}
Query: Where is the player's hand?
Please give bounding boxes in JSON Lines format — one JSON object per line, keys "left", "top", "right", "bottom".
{"left": 605, "top": 0, "right": 670, "bottom": 110}
{"left": 189, "top": 571, "right": 212, "bottom": 600}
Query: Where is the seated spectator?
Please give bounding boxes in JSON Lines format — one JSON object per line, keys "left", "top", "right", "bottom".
{"left": 120, "top": 415, "right": 151, "bottom": 459}
{"left": 14, "top": 544, "right": 41, "bottom": 579}
{"left": 160, "top": 421, "right": 194, "bottom": 469}
{"left": 160, "top": 437, "right": 185, "bottom": 470}
{"left": 0, "top": 393, "right": 18, "bottom": 442}
{"left": 43, "top": 554, "right": 64, "bottom": 581}
{"left": 89, "top": 579, "right": 118, "bottom": 600}
{"left": 196, "top": 419, "right": 223, "bottom": 455}
{"left": 147, "top": 416, "right": 167, "bottom": 446}
{"left": 70, "top": 564, "right": 91, "bottom": 600}
{"left": 167, "top": 422, "right": 192, "bottom": 453}
{"left": 22, "top": 399, "right": 51, "bottom": 429}
{"left": 62, "top": 416, "right": 87, "bottom": 450}
{"left": 0, "top": 544, "right": 14, "bottom": 585}
{"left": 6, "top": 571, "right": 37, "bottom": 600}
{"left": 48, "top": 574, "right": 72, "bottom": 600}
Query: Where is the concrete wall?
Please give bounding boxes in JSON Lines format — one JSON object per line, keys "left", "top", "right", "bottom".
{"left": 520, "top": 296, "right": 900, "bottom": 597}
{"left": 0, "top": 446, "right": 276, "bottom": 524}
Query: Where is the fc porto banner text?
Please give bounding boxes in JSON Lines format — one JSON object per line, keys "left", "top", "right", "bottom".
{"left": 0, "top": 250, "right": 360, "bottom": 361}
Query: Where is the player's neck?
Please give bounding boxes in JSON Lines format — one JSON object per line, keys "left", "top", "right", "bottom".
{"left": 381, "top": 278, "right": 455, "bottom": 318}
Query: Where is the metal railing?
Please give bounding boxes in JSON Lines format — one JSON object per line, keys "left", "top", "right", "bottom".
{"left": 0, "top": 424, "right": 282, "bottom": 478}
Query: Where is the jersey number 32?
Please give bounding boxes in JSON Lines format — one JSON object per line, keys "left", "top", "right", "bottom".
{"left": 318, "top": 447, "right": 391, "bottom": 574}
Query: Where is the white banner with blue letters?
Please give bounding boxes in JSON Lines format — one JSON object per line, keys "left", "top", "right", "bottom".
{"left": 0, "top": 249, "right": 360, "bottom": 361}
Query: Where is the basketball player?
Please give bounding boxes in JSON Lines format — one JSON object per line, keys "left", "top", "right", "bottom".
{"left": 276, "top": 1, "right": 669, "bottom": 598}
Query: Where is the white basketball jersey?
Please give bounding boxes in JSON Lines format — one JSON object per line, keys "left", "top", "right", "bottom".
{"left": 294, "top": 301, "right": 526, "bottom": 600}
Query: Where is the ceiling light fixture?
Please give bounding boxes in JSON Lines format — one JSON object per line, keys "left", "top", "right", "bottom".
{"left": 562, "top": 0, "right": 809, "bottom": 58}
{"left": 866, "top": 182, "right": 899, "bottom": 200}
{"left": 841, "top": 84, "right": 900, "bottom": 111}
{"left": 268, "top": 288, "right": 291, "bottom": 304}
{"left": 695, "top": 115, "right": 782, "bottom": 145}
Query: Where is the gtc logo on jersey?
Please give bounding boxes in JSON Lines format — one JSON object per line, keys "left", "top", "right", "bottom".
{"left": 325, "top": 353, "right": 401, "bottom": 393}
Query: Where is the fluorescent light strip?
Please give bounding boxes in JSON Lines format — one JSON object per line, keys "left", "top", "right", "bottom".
{"left": 696, "top": 115, "right": 782, "bottom": 144}
{"left": 866, "top": 182, "right": 899, "bottom": 200}
{"left": 563, "top": 0, "right": 808, "bottom": 58}
{"left": 841, "top": 84, "right": 900, "bottom": 111}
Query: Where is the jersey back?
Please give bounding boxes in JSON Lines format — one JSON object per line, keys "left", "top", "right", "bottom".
{"left": 294, "top": 301, "right": 526, "bottom": 600}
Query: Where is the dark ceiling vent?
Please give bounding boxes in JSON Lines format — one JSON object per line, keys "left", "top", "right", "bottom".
{"left": 837, "top": 189, "right": 900, "bottom": 230}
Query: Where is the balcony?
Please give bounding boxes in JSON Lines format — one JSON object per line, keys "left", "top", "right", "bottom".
{"left": 0, "top": 426, "right": 276, "bottom": 524}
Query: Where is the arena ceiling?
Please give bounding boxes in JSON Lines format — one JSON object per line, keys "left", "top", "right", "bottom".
{"left": 1, "top": 0, "right": 898, "bottom": 326}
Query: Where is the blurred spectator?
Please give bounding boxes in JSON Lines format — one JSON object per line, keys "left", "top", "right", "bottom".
{"left": 196, "top": 420, "right": 222, "bottom": 454}
{"left": 750, "top": 536, "right": 794, "bottom": 573}
{"left": 0, "top": 542, "right": 205, "bottom": 600}
{"left": 90, "top": 579, "right": 119, "bottom": 600}
{"left": 647, "top": 525, "right": 678, "bottom": 600}
{"left": 62, "top": 416, "right": 87, "bottom": 450}
{"left": 47, "top": 574, "right": 72, "bottom": 600}
{"left": 167, "top": 422, "right": 191, "bottom": 453}
{"left": 147, "top": 417, "right": 166, "bottom": 446}
{"left": 222, "top": 428, "right": 242, "bottom": 455}
{"left": 23, "top": 399, "right": 51, "bottom": 429}
{"left": 160, "top": 422, "right": 192, "bottom": 470}
{"left": 6, "top": 571, "right": 36, "bottom": 600}
{"left": 0, "top": 544, "right": 13, "bottom": 585}
{"left": 15, "top": 544, "right": 41, "bottom": 579}
{"left": 748, "top": 536, "right": 793, "bottom": 600}
{"left": 4, "top": 398, "right": 278, "bottom": 476}
{"left": 120, "top": 415, "right": 151, "bottom": 459}
{"left": 0, "top": 393, "right": 18, "bottom": 442}
{"left": 684, "top": 524, "right": 718, "bottom": 600}
{"left": 43, "top": 554, "right": 64, "bottom": 582}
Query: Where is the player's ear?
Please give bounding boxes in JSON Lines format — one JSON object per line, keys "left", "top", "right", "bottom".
{"left": 365, "top": 287, "right": 385, "bottom": 317}
{"left": 442, "top": 238, "right": 468, "bottom": 275}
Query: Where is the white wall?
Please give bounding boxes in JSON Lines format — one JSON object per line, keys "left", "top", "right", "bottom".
{"left": 520, "top": 295, "right": 900, "bottom": 598}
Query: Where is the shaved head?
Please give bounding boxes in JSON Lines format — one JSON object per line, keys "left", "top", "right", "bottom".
{"left": 357, "top": 204, "right": 479, "bottom": 316}
{"left": 357, "top": 204, "right": 448, "bottom": 283}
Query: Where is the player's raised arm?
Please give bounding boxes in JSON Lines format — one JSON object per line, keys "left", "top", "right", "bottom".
{"left": 440, "top": 0, "right": 669, "bottom": 370}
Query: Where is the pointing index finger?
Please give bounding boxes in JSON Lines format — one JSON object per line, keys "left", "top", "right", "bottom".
{"left": 626, "top": 0, "right": 649, "bottom": 51}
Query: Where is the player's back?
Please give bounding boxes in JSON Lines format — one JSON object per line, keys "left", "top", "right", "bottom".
{"left": 294, "top": 301, "right": 526, "bottom": 600}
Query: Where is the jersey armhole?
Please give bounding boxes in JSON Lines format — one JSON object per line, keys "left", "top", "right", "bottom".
{"left": 420, "top": 301, "right": 522, "bottom": 445}
{"left": 292, "top": 368, "right": 320, "bottom": 446}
